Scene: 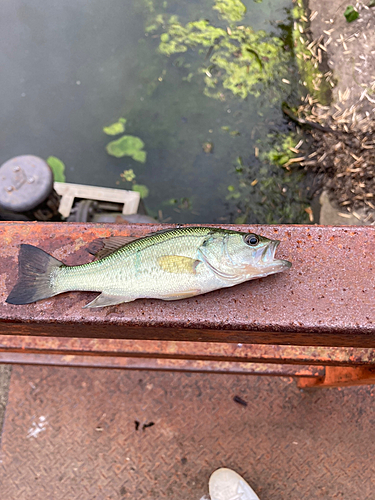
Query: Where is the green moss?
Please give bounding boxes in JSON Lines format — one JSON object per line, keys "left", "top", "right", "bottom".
{"left": 263, "top": 134, "right": 297, "bottom": 166}
{"left": 213, "top": 0, "right": 246, "bottom": 22}
{"left": 160, "top": 33, "right": 169, "bottom": 42}
{"left": 106, "top": 135, "right": 147, "bottom": 162}
{"left": 46, "top": 156, "right": 66, "bottom": 182}
{"left": 159, "top": 20, "right": 224, "bottom": 53}
{"left": 159, "top": 17, "right": 288, "bottom": 100}
{"left": 145, "top": 23, "right": 158, "bottom": 32}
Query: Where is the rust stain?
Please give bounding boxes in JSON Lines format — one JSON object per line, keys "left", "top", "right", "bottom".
{"left": 298, "top": 366, "right": 375, "bottom": 388}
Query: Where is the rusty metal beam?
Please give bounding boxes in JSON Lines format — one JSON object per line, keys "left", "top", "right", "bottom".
{"left": 0, "top": 351, "right": 324, "bottom": 377}
{"left": 0, "top": 335, "right": 374, "bottom": 366}
{"left": 0, "top": 222, "right": 374, "bottom": 347}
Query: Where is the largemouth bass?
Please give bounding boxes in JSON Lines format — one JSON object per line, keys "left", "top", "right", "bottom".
{"left": 6, "top": 226, "right": 291, "bottom": 308}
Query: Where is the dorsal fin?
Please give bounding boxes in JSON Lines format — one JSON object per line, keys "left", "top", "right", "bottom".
{"left": 88, "top": 227, "right": 187, "bottom": 260}
{"left": 147, "top": 227, "right": 185, "bottom": 237}
{"left": 87, "top": 235, "right": 140, "bottom": 259}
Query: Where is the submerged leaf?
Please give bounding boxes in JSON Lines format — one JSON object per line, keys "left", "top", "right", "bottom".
{"left": 46, "top": 156, "right": 66, "bottom": 182}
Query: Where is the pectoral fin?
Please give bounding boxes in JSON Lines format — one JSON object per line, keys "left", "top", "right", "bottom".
{"left": 83, "top": 293, "right": 134, "bottom": 308}
{"left": 158, "top": 255, "right": 201, "bottom": 274}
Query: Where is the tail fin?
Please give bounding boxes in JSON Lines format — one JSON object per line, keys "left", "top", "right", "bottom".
{"left": 6, "top": 244, "right": 64, "bottom": 305}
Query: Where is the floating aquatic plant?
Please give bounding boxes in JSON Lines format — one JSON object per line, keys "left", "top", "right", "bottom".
{"left": 213, "top": 0, "right": 246, "bottom": 22}
{"left": 103, "top": 118, "right": 127, "bottom": 135}
{"left": 120, "top": 169, "right": 136, "bottom": 182}
{"left": 132, "top": 184, "right": 149, "bottom": 198}
{"left": 140, "top": 0, "right": 308, "bottom": 223}
{"left": 118, "top": 169, "right": 149, "bottom": 198}
{"left": 46, "top": 156, "right": 66, "bottom": 182}
{"left": 155, "top": 0, "right": 287, "bottom": 100}
{"left": 106, "top": 135, "right": 147, "bottom": 163}
{"left": 262, "top": 134, "right": 297, "bottom": 166}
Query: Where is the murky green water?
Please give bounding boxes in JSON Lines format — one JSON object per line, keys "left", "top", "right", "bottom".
{"left": 0, "top": 0, "right": 308, "bottom": 224}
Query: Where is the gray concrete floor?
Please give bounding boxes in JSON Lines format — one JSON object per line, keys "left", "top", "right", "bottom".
{"left": 0, "top": 365, "right": 11, "bottom": 440}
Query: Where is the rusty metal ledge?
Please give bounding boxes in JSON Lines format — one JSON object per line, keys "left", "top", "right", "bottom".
{"left": 0, "top": 336, "right": 374, "bottom": 366}
{"left": 0, "top": 222, "right": 374, "bottom": 347}
{"left": 0, "top": 351, "right": 324, "bottom": 377}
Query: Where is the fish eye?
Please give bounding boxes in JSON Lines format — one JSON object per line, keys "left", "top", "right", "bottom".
{"left": 244, "top": 234, "right": 259, "bottom": 246}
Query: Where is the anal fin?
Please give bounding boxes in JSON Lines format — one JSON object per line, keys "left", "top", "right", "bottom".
{"left": 83, "top": 293, "right": 134, "bottom": 308}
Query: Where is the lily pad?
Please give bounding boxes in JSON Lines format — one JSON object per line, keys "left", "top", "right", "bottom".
{"left": 103, "top": 118, "right": 126, "bottom": 135}
{"left": 46, "top": 156, "right": 66, "bottom": 182}
{"left": 132, "top": 184, "right": 149, "bottom": 198}
{"left": 106, "top": 135, "right": 147, "bottom": 162}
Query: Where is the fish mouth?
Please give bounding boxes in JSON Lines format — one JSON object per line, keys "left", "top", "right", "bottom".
{"left": 260, "top": 240, "right": 292, "bottom": 271}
